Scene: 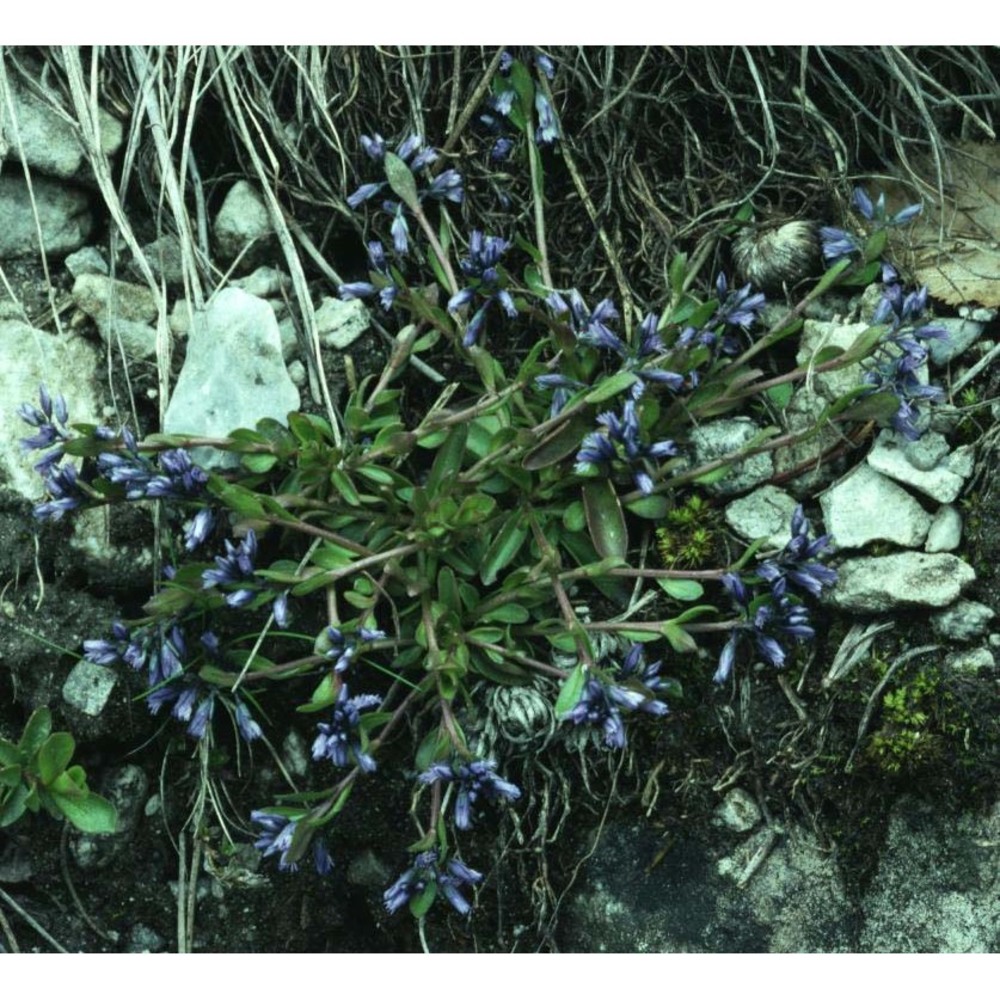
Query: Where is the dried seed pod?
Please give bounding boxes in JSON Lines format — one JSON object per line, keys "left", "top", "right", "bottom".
{"left": 732, "top": 220, "right": 821, "bottom": 293}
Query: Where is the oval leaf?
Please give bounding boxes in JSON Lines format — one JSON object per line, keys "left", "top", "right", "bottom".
{"left": 582, "top": 480, "right": 628, "bottom": 560}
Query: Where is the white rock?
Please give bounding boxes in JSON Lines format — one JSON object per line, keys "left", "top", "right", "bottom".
{"left": 943, "top": 648, "right": 994, "bottom": 674}
{"left": 316, "top": 296, "right": 371, "bottom": 349}
{"left": 0, "top": 175, "right": 94, "bottom": 258}
{"left": 713, "top": 788, "right": 762, "bottom": 832}
{"left": 724, "top": 485, "right": 799, "bottom": 549}
{"left": 0, "top": 320, "right": 102, "bottom": 500}
{"left": 797, "top": 320, "right": 869, "bottom": 401}
{"left": 62, "top": 661, "right": 117, "bottom": 717}
{"left": 924, "top": 505, "right": 962, "bottom": 553}
{"left": 931, "top": 601, "right": 995, "bottom": 642}
{"left": 820, "top": 464, "right": 931, "bottom": 550}
{"left": 867, "top": 430, "right": 968, "bottom": 504}
{"left": 214, "top": 181, "right": 273, "bottom": 261}
{"left": 65, "top": 246, "right": 109, "bottom": 278}
{"left": 687, "top": 417, "right": 774, "bottom": 496}
{"left": 828, "top": 552, "right": 975, "bottom": 613}
{"left": 1, "top": 65, "right": 122, "bottom": 179}
{"left": 927, "top": 318, "right": 983, "bottom": 366}
{"left": 232, "top": 266, "right": 291, "bottom": 298}
{"left": 163, "top": 288, "right": 299, "bottom": 469}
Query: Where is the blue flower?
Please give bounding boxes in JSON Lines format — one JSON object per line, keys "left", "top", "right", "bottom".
{"left": 424, "top": 168, "right": 464, "bottom": 204}
{"left": 311, "top": 684, "right": 381, "bottom": 772}
{"left": 202, "top": 529, "right": 258, "bottom": 603}
{"left": 563, "top": 644, "right": 669, "bottom": 747}
{"left": 251, "top": 812, "right": 334, "bottom": 876}
{"left": 182, "top": 507, "right": 215, "bottom": 551}
{"left": 713, "top": 273, "right": 767, "bottom": 330}
{"left": 820, "top": 226, "right": 862, "bottom": 264}
{"left": 535, "top": 93, "right": 559, "bottom": 145}
{"left": 756, "top": 505, "right": 838, "bottom": 598}
{"left": 418, "top": 758, "right": 521, "bottom": 830}
{"left": 321, "top": 625, "right": 385, "bottom": 674}
{"left": 383, "top": 849, "right": 483, "bottom": 916}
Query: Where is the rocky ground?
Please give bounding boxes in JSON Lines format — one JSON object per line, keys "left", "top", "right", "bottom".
{"left": 1, "top": 49, "right": 998, "bottom": 954}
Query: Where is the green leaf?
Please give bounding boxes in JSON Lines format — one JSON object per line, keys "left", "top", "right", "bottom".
{"left": 425, "top": 424, "right": 468, "bottom": 498}
{"left": 297, "top": 673, "right": 337, "bottom": 713}
{"left": 863, "top": 228, "right": 889, "bottom": 263}
{"left": 0, "top": 739, "right": 19, "bottom": 767}
{"left": 764, "top": 383, "right": 795, "bottom": 408}
{"left": 18, "top": 707, "right": 52, "bottom": 758}
{"left": 410, "top": 880, "right": 438, "bottom": 919}
{"left": 48, "top": 790, "right": 119, "bottom": 834}
{"left": 839, "top": 390, "right": 902, "bottom": 425}
{"left": 241, "top": 452, "right": 279, "bottom": 474}
{"left": 554, "top": 664, "right": 587, "bottom": 716}
{"left": 625, "top": 494, "right": 670, "bottom": 519}
{"left": 466, "top": 626, "right": 505, "bottom": 644}
{"left": 584, "top": 370, "right": 637, "bottom": 404}
{"left": 0, "top": 765, "right": 22, "bottom": 788}
{"left": 806, "top": 258, "right": 851, "bottom": 299}
{"left": 37, "top": 732, "right": 75, "bottom": 786}
{"left": 478, "top": 603, "right": 530, "bottom": 625}
{"left": 330, "top": 468, "right": 361, "bottom": 506}
{"left": 582, "top": 480, "right": 628, "bottom": 560}
{"left": 661, "top": 621, "right": 698, "bottom": 654}
{"left": 523, "top": 412, "right": 594, "bottom": 471}
{"left": 383, "top": 151, "right": 420, "bottom": 211}
{"left": 657, "top": 578, "right": 705, "bottom": 602}
{"left": 562, "top": 500, "right": 586, "bottom": 532}
{"left": 0, "top": 783, "right": 30, "bottom": 828}
{"left": 668, "top": 252, "right": 688, "bottom": 296}
{"left": 311, "top": 542, "right": 358, "bottom": 571}
{"left": 415, "top": 727, "right": 452, "bottom": 772}
{"left": 480, "top": 514, "right": 529, "bottom": 586}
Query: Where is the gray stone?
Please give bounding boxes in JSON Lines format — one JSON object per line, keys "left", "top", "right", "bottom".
{"left": 72, "top": 273, "right": 159, "bottom": 324}
{"left": 828, "top": 552, "right": 975, "bottom": 613}
{"left": 0, "top": 175, "right": 94, "bottom": 258}
{"left": 797, "top": 319, "right": 868, "bottom": 401}
{"left": 687, "top": 417, "right": 774, "bottom": 496}
{"left": 820, "top": 464, "right": 931, "bottom": 550}
{"left": 163, "top": 288, "right": 299, "bottom": 469}
{"left": 562, "top": 820, "right": 852, "bottom": 952}
{"left": 927, "top": 317, "right": 984, "bottom": 366}
{"left": 65, "top": 246, "right": 108, "bottom": 278}
{"left": 62, "top": 660, "right": 117, "bottom": 717}
{"left": 959, "top": 305, "right": 997, "bottom": 323}
{"left": 126, "top": 924, "right": 166, "bottom": 953}
{"left": 96, "top": 317, "right": 159, "bottom": 360}
{"left": 282, "top": 729, "right": 310, "bottom": 778}
{"left": 860, "top": 797, "right": 1000, "bottom": 952}
{"left": 770, "top": 385, "right": 844, "bottom": 494}
{"left": 72, "top": 273, "right": 161, "bottom": 360}
{"left": 944, "top": 647, "right": 994, "bottom": 674}
{"left": 138, "top": 235, "right": 186, "bottom": 286}
{"left": 232, "top": 266, "right": 291, "bottom": 299}
{"left": 712, "top": 788, "right": 762, "bottom": 832}
{"left": 724, "top": 485, "right": 799, "bottom": 549}
{"left": 214, "top": 181, "right": 273, "bottom": 261}
{"left": 1, "top": 64, "right": 123, "bottom": 180}
{"left": 0, "top": 320, "right": 102, "bottom": 500}
{"left": 924, "top": 505, "right": 962, "bottom": 553}
{"left": 316, "top": 297, "right": 371, "bottom": 349}
{"left": 867, "top": 430, "right": 969, "bottom": 504}
{"left": 930, "top": 600, "right": 995, "bottom": 642}
{"left": 287, "top": 359, "right": 307, "bottom": 386}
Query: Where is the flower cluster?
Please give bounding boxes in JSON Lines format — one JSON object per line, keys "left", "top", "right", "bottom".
{"left": 338, "top": 240, "right": 399, "bottom": 310}
{"left": 84, "top": 621, "right": 262, "bottom": 742}
{"left": 311, "top": 684, "right": 381, "bottom": 772}
{"left": 347, "top": 132, "right": 463, "bottom": 255}
{"left": 575, "top": 397, "right": 677, "bottom": 495}
{"left": 820, "top": 186, "right": 921, "bottom": 264}
{"left": 676, "top": 273, "right": 767, "bottom": 357}
{"left": 863, "top": 282, "right": 948, "bottom": 440}
{"left": 383, "top": 848, "right": 483, "bottom": 917}
{"left": 714, "top": 506, "right": 837, "bottom": 684}
{"left": 321, "top": 625, "right": 386, "bottom": 673}
{"left": 418, "top": 758, "right": 521, "bottom": 829}
{"left": 447, "top": 230, "right": 518, "bottom": 347}
{"left": 251, "top": 811, "right": 333, "bottom": 875}
{"left": 202, "top": 529, "right": 258, "bottom": 607}
{"left": 564, "top": 643, "right": 669, "bottom": 748}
